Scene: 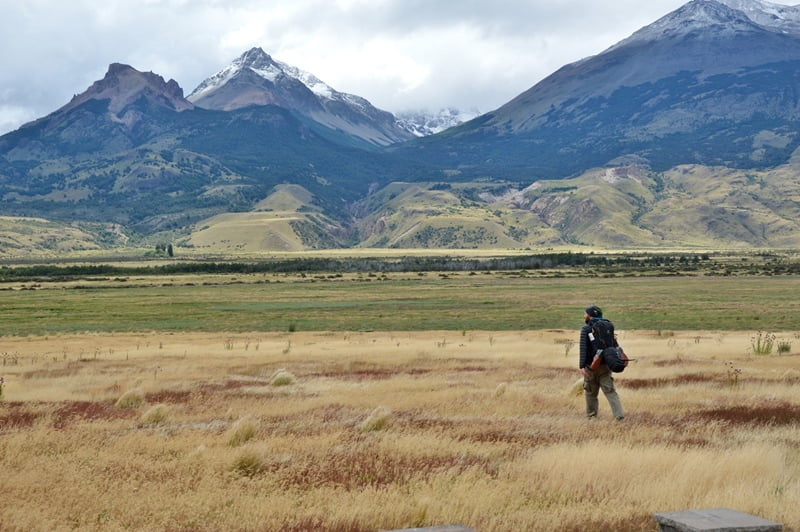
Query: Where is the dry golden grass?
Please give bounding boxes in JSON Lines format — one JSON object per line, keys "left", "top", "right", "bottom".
{"left": 1, "top": 330, "right": 798, "bottom": 531}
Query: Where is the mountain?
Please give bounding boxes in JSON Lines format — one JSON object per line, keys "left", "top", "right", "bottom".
{"left": 60, "top": 63, "right": 194, "bottom": 117}
{"left": 395, "top": 108, "right": 481, "bottom": 137}
{"left": 1, "top": 63, "right": 194, "bottom": 160}
{"left": 0, "top": 62, "right": 414, "bottom": 238}
{"left": 188, "top": 47, "right": 414, "bottom": 147}
{"left": 403, "top": 0, "right": 800, "bottom": 179}
{"left": 4, "top": 0, "right": 800, "bottom": 254}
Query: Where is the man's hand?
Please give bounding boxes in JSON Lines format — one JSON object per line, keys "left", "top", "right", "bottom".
{"left": 580, "top": 368, "right": 589, "bottom": 379}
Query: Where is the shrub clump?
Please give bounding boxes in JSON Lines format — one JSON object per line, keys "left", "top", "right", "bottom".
{"left": 227, "top": 416, "right": 258, "bottom": 447}
{"left": 139, "top": 404, "right": 169, "bottom": 426}
{"left": 231, "top": 447, "right": 264, "bottom": 477}
{"left": 751, "top": 331, "right": 776, "bottom": 355}
{"left": 115, "top": 388, "right": 145, "bottom": 409}
{"left": 359, "top": 406, "right": 392, "bottom": 433}
{"left": 270, "top": 369, "right": 296, "bottom": 387}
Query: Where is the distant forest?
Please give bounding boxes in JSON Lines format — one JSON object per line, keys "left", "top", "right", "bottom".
{"left": 2, "top": 252, "right": 798, "bottom": 281}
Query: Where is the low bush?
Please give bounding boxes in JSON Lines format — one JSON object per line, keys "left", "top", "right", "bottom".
{"left": 231, "top": 448, "right": 264, "bottom": 478}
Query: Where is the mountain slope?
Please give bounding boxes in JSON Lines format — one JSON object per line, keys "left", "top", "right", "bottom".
{"left": 0, "top": 216, "right": 129, "bottom": 257}
{"left": 346, "top": 161, "right": 800, "bottom": 250}
{"left": 4, "top": 0, "right": 800, "bottom": 253}
{"left": 186, "top": 184, "right": 349, "bottom": 252}
{"left": 0, "top": 64, "right": 193, "bottom": 161}
{"left": 0, "top": 63, "right": 414, "bottom": 234}
{"left": 402, "top": 0, "right": 800, "bottom": 179}
{"left": 188, "top": 47, "right": 413, "bottom": 147}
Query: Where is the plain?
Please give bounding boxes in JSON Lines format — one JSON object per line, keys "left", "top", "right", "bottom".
{"left": 0, "top": 272, "right": 798, "bottom": 531}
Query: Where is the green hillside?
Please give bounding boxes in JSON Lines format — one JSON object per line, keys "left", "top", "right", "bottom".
{"left": 5, "top": 161, "right": 800, "bottom": 255}
{"left": 0, "top": 216, "right": 128, "bottom": 257}
{"left": 185, "top": 184, "right": 348, "bottom": 252}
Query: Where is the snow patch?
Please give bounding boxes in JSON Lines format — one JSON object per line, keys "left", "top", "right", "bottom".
{"left": 395, "top": 108, "right": 480, "bottom": 136}
{"left": 607, "top": 0, "right": 800, "bottom": 53}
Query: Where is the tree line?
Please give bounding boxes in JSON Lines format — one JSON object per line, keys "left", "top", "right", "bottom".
{"left": 1, "top": 252, "right": 797, "bottom": 281}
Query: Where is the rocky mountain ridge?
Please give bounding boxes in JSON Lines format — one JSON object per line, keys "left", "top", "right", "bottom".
{"left": 402, "top": 0, "right": 800, "bottom": 177}
{"left": 2, "top": 0, "right": 800, "bottom": 254}
{"left": 187, "top": 47, "right": 414, "bottom": 147}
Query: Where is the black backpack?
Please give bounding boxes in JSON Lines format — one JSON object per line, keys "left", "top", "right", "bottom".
{"left": 603, "top": 346, "right": 629, "bottom": 373}
{"left": 590, "top": 319, "right": 629, "bottom": 373}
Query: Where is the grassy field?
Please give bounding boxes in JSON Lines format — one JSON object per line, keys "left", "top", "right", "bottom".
{"left": 0, "top": 329, "right": 797, "bottom": 530}
{"left": 1, "top": 271, "right": 798, "bottom": 530}
{"left": 1, "top": 273, "right": 800, "bottom": 335}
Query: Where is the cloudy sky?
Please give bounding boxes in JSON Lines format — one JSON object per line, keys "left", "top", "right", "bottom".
{"left": 1, "top": 0, "right": 797, "bottom": 135}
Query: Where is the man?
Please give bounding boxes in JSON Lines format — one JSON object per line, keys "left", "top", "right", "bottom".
{"left": 579, "top": 305, "right": 625, "bottom": 420}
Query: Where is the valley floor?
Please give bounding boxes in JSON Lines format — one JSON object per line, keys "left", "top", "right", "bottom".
{"left": 1, "top": 330, "right": 798, "bottom": 531}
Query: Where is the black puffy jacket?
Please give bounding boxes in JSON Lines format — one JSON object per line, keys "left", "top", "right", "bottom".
{"left": 579, "top": 318, "right": 617, "bottom": 369}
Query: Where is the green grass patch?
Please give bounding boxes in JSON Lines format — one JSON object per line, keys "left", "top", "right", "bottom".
{"left": 0, "top": 275, "right": 798, "bottom": 334}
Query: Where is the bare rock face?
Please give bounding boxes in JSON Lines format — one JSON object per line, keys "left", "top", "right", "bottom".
{"left": 64, "top": 63, "right": 194, "bottom": 118}
{"left": 188, "top": 47, "right": 413, "bottom": 146}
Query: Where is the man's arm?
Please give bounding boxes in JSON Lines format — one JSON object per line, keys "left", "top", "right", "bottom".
{"left": 579, "top": 325, "right": 590, "bottom": 369}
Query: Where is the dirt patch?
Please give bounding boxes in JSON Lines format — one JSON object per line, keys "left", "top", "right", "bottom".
{"left": 652, "top": 358, "right": 708, "bottom": 367}
{"left": 52, "top": 401, "right": 134, "bottom": 428}
{"left": 690, "top": 401, "right": 800, "bottom": 426}
{"left": 622, "top": 373, "right": 719, "bottom": 389}
{"left": 145, "top": 389, "right": 195, "bottom": 404}
{"left": 0, "top": 402, "right": 44, "bottom": 430}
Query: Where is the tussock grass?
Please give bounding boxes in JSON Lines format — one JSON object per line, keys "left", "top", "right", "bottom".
{"left": 231, "top": 446, "right": 265, "bottom": 477}
{"left": 139, "top": 403, "right": 169, "bottom": 426}
{"left": 115, "top": 388, "right": 145, "bottom": 409}
{"left": 0, "top": 330, "right": 797, "bottom": 531}
{"left": 358, "top": 406, "right": 392, "bottom": 432}
{"left": 227, "top": 416, "right": 258, "bottom": 447}
{"left": 270, "top": 368, "right": 296, "bottom": 386}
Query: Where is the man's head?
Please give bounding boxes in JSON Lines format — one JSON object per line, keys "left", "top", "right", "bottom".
{"left": 585, "top": 305, "right": 602, "bottom": 321}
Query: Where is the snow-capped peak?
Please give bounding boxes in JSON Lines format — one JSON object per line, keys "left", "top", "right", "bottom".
{"left": 187, "top": 47, "right": 413, "bottom": 145}
{"left": 395, "top": 108, "right": 481, "bottom": 137}
{"left": 716, "top": 0, "right": 800, "bottom": 33}
{"left": 188, "top": 47, "right": 347, "bottom": 105}
{"left": 275, "top": 59, "right": 334, "bottom": 100}
{"left": 608, "top": 0, "right": 800, "bottom": 52}
{"left": 614, "top": 0, "right": 759, "bottom": 48}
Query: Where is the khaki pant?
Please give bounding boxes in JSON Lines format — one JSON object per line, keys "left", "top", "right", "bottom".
{"left": 583, "top": 365, "right": 624, "bottom": 419}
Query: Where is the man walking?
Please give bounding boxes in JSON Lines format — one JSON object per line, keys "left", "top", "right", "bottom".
{"left": 579, "top": 305, "right": 625, "bottom": 420}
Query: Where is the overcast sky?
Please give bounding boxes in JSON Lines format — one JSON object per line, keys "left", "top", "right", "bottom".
{"left": 1, "top": 0, "right": 798, "bottom": 135}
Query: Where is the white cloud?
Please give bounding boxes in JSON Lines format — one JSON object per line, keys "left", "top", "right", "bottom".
{"left": 0, "top": 105, "right": 37, "bottom": 134}
{"left": 1, "top": 0, "right": 799, "bottom": 134}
